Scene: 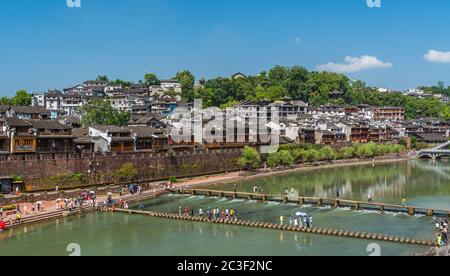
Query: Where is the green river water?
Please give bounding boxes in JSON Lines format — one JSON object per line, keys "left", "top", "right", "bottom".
{"left": 1, "top": 159, "right": 449, "bottom": 256}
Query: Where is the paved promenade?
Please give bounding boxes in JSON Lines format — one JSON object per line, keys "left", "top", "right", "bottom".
{"left": 0, "top": 172, "right": 241, "bottom": 229}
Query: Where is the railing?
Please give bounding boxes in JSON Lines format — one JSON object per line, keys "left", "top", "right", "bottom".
{"left": 173, "top": 188, "right": 450, "bottom": 218}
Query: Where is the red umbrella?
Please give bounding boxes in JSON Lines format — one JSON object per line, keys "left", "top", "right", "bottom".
{"left": 0, "top": 221, "right": 6, "bottom": 230}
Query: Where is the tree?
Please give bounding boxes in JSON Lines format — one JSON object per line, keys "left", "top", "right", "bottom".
{"left": 266, "top": 85, "right": 288, "bottom": 101}
{"left": 286, "top": 66, "right": 309, "bottom": 99}
{"left": 97, "top": 75, "right": 109, "bottom": 82}
{"left": 196, "top": 87, "right": 214, "bottom": 108}
{"left": 355, "top": 144, "right": 374, "bottom": 158}
{"left": 144, "top": 73, "right": 160, "bottom": 86}
{"left": 237, "top": 146, "right": 261, "bottom": 172}
{"left": 0, "top": 96, "right": 12, "bottom": 105}
{"left": 443, "top": 104, "right": 450, "bottom": 121}
{"left": 0, "top": 90, "right": 31, "bottom": 106}
{"left": 114, "top": 163, "right": 138, "bottom": 182}
{"left": 268, "top": 66, "right": 289, "bottom": 82}
{"left": 109, "top": 79, "right": 132, "bottom": 88}
{"left": 4, "top": 90, "right": 33, "bottom": 106}
{"left": 175, "top": 70, "right": 196, "bottom": 102}
{"left": 81, "top": 99, "right": 130, "bottom": 126}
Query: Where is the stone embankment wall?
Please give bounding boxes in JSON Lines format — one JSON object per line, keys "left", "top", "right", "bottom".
{"left": 0, "top": 149, "right": 242, "bottom": 191}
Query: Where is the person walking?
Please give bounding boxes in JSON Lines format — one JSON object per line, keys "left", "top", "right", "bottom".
{"left": 402, "top": 198, "right": 407, "bottom": 207}
{"left": 280, "top": 215, "right": 285, "bottom": 225}
{"left": 368, "top": 193, "right": 373, "bottom": 203}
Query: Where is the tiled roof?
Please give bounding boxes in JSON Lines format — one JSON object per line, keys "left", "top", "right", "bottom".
{"left": 28, "top": 120, "right": 72, "bottom": 130}
{"left": 6, "top": 117, "right": 31, "bottom": 127}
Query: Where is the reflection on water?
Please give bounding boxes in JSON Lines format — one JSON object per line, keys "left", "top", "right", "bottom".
{"left": 210, "top": 160, "right": 450, "bottom": 209}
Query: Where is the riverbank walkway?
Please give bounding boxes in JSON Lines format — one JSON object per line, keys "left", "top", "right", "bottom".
{"left": 2, "top": 189, "right": 165, "bottom": 230}
{"left": 116, "top": 208, "right": 435, "bottom": 247}
{"left": 171, "top": 188, "right": 450, "bottom": 218}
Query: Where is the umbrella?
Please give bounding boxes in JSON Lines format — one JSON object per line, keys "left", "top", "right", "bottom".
{"left": 296, "top": 212, "right": 307, "bottom": 217}
{"left": 36, "top": 201, "right": 43, "bottom": 205}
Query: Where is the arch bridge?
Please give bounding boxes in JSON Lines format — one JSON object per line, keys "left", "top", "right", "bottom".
{"left": 417, "top": 141, "right": 450, "bottom": 159}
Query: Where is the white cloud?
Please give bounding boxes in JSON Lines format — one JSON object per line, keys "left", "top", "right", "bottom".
{"left": 316, "top": 55, "right": 393, "bottom": 73}
{"left": 424, "top": 49, "right": 450, "bottom": 63}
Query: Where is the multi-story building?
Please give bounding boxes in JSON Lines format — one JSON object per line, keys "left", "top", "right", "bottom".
{"left": 298, "top": 128, "right": 316, "bottom": 144}
{"left": 341, "top": 121, "right": 370, "bottom": 143}
{"left": 60, "top": 93, "right": 84, "bottom": 116}
{"left": 151, "top": 96, "right": 178, "bottom": 115}
{"left": 315, "top": 130, "right": 346, "bottom": 145}
{"left": 29, "top": 120, "right": 75, "bottom": 154}
{"left": 0, "top": 106, "right": 8, "bottom": 154}
{"left": 4, "top": 118, "right": 75, "bottom": 154}
{"left": 373, "top": 106, "right": 405, "bottom": 121}
{"left": 44, "top": 90, "right": 63, "bottom": 111}
{"left": 32, "top": 93, "right": 46, "bottom": 107}
{"left": 8, "top": 106, "right": 50, "bottom": 120}
{"left": 110, "top": 93, "right": 132, "bottom": 112}
{"left": 88, "top": 125, "right": 135, "bottom": 153}
{"left": 271, "top": 99, "right": 308, "bottom": 119}
{"left": 5, "top": 118, "right": 37, "bottom": 154}
{"left": 160, "top": 79, "right": 182, "bottom": 93}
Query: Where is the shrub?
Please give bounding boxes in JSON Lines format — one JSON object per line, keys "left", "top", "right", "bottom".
{"left": 340, "top": 147, "right": 355, "bottom": 159}
{"left": 267, "top": 152, "right": 281, "bottom": 168}
{"left": 12, "top": 174, "right": 23, "bottom": 182}
{"left": 72, "top": 172, "right": 85, "bottom": 182}
{"left": 278, "top": 150, "right": 295, "bottom": 166}
{"left": 1, "top": 205, "right": 17, "bottom": 211}
{"left": 114, "top": 163, "right": 138, "bottom": 182}
{"left": 169, "top": 176, "right": 178, "bottom": 183}
{"left": 320, "top": 146, "right": 336, "bottom": 161}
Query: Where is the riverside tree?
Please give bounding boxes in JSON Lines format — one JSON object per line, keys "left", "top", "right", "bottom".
{"left": 237, "top": 146, "right": 261, "bottom": 172}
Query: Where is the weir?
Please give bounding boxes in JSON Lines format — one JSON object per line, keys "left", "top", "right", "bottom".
{"left": 116, "top": 209, "right": 435, "bottom": 247}
{"left": 170, "top": 188, "right": 450, "bottom": 218}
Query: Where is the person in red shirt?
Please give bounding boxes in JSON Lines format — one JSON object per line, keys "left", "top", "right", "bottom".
{"left": 0, "top": 220, "right": 6, "bottom": 231}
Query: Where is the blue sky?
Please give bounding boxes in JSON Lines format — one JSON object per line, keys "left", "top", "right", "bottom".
{"left": 0, "top": 0, "right": 449, "bottom": 96}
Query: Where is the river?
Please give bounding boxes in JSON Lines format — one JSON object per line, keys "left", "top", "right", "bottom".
{"left": 1, "top": 160, "right": 448, "bottom": 256}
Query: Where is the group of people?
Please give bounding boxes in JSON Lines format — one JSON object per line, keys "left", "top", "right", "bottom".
{"left": 178, "top": 206, "right": 239, "bottom": 221}
{"left": 118, "top": 199, "right": 129, "bottom": 210}
{"left": 252, "top": 186, "right": 264, "bottom": 194}
{"left": 435, "top": 218, "right": 449, "bottom": 248}
{"left": 0, "top": 202, "right": 46, "bottom": 227}
{"left": 58, "top": 196, "right": 98, "bottom": 212}
{"left": 279, "top": 214, "right": 313, "bottom": 229}
{"left": 284, "top": 188, "right": 296, "bottom": 197}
